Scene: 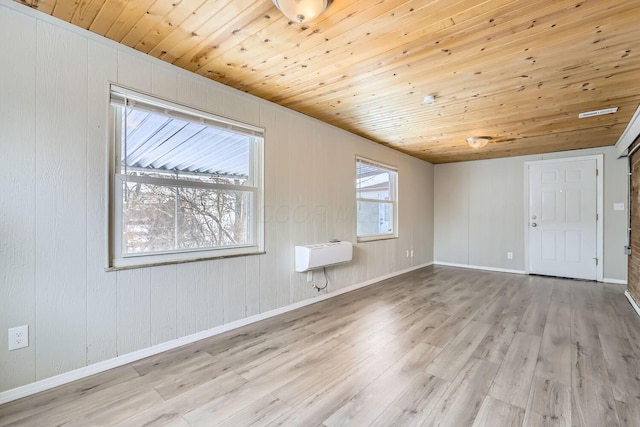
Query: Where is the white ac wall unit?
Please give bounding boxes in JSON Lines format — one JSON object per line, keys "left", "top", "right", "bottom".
{"left": 295, "top": 241, "right": 353, "bottom": 272}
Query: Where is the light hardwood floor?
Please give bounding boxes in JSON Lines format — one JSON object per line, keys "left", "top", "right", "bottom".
{"left": 1, "top": 266, "right": 639, "bottom": 426}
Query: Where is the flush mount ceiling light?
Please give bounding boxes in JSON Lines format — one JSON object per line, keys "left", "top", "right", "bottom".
{"left": 272, "top": 0, "right": 333, "bottom": 23}
{"left": 423, "top": 95, "right": 436, "bottom": 104}
{"left": 466, "top": 136, "right": 492, "bottom": 148}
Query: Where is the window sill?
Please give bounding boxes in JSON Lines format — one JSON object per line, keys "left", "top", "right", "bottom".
{"left": 106, "top": 250, "right": 266, "bottom": 271}
{"left": 357, "top": 234, "right": 398, "bottom": 243}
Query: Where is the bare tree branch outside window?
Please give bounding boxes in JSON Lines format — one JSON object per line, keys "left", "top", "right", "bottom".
{"left": 122, "top": 173, "right": 250, "bottom": 254}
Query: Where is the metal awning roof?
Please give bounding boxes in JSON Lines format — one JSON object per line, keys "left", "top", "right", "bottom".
{"left": 122, "top": 109, "right": 251, "bottom": 178}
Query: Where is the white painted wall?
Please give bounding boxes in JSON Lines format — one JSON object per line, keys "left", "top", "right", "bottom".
{"left": 0, "top": 2, "right": 434, "bottom": 393}
{"left": 434, "top": 147, "right": 628, "bottom": 281}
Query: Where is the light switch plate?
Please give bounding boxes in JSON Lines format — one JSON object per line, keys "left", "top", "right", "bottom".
{"left": 613, "top": 203, "right": 625, "bottom": 211}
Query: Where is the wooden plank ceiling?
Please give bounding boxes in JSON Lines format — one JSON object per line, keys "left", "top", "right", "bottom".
{"left": 17, "top": 0, "right": 640, "bottom": 163}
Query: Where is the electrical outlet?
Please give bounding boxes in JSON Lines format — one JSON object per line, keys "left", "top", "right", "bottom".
{"left": 8, "top": 325, "right": 28, "bottom": 351}
{"left": 410, "top": 250, "right": 414, "bottom": 257}
{"left": 406, "top": 250, "right": 410, "bottom": 257}
{"left": 507, "top": 252, "right": 513, "bottom": 259}
{"left": 307, "top": 271, "right": 313, "bottom": 282}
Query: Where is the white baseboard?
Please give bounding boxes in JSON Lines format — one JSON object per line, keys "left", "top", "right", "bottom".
{"left": 0, "top": 262, "right": 432, "bottom": 405}
{"left": 603, "top": 278, "right": 628, "bottom": 285}
{"left": 625, "top": 290, "right": 640, "bottom": 318}
{"left": 434, "top": 261, "right": 526, "bottom": 275}
{"left": 433, "top": 263, "right": 627, "bottom": 284}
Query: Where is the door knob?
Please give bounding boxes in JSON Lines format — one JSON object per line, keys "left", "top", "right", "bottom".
{"left": 531, "top": 223, "right": 537, "bottom": 227}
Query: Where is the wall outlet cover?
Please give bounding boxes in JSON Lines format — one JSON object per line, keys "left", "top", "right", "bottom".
{"left": 8, "top": 325, "right": 29, "bottom": 351}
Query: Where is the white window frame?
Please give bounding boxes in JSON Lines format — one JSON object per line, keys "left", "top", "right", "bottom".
{"left": 356, "top": 156, "right": 398, "bottom": 242}
{"left": 108, "top": 85, "right": 264, "bottom": 269}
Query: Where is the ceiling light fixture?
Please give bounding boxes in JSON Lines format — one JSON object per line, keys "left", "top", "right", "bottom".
{"left": 272, "top": 0, "right": 333, "bottom": 24}
{"left": 466, "top": 136, "right": 492, "bottom": 148}
{"left": 423, "top": 95, "right": 436, "bottom": 104}
{"left": 578, "top": 107, "right": 618, "bottom": 119}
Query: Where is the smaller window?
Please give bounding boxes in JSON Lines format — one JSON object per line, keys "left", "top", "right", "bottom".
{"left": 356, "top": 157, "right": 398, "bottom": 241}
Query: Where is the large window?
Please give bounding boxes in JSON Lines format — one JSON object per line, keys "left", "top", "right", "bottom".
{"left": 356, "top": 157, "right": 398, "bottom": 241}
{"left": 109, "top": 86, "right": 264, "bottom": 268}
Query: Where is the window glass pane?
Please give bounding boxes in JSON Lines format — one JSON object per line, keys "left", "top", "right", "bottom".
{"left": 356, "top": 169, "right": 390, "bottom": 200}
{"left": 121, "top": 181, "right": 253, "bottom": 254}
{"left": 177, "top": 188, "right": 252, "bottom": 249}
{"left": 357, "top": 201, "right": 394, "bottom": 236}
{"left": 122, "top": 182, "right": 176, "bottom": 254}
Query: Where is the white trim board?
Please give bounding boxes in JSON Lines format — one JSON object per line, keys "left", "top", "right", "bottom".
{"left": 615, "top": 103, "right": 640, "bottom": 156}
{"left": 433, "top": 262, "right": 625, "bottom": 283}
{"left": 0, "top": 262, "right": 432, "bottom": 405}
{"left": 433, "top": 261, "right": 526, "bottom": 275}
{"left": 603, "top": 278, "right": 628, "bottom": 285}
{"left": 523, "top": 155, "right": 604, "bottom": 282}
{"left": 625, "top": 290, "right": 640, "bottom": 318}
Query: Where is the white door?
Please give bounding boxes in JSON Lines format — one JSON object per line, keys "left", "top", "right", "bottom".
{"left": 528, "top": 159, "right": 597, "bottom": 280}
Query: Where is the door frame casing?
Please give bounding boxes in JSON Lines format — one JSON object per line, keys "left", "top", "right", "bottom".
{"left": 523, "top": 155, "right": 604, "bottom": 281}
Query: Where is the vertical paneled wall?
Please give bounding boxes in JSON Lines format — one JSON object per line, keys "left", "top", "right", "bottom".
{"left": 0, "top": 7, "right": 37, "bottom": 390}
{"left": 0, "top": 3, "right": 434, "bottom": 393}
{"left": 628, "top": 141, "right": 640, "bottom": 304}
{"left": 434, "top": 147, "right": 628, "bottom": 281}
